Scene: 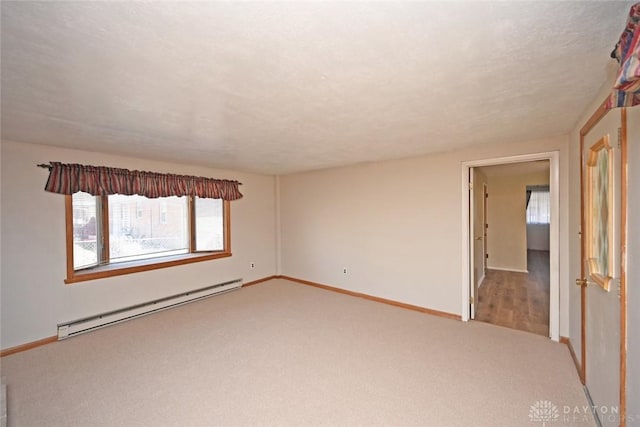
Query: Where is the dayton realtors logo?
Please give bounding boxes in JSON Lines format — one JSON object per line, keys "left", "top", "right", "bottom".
{"left": 529, "top": 400, "right": 560, "bottom": 425}
{"left": 529, "top": 400, "right": 635, "bottom": 424}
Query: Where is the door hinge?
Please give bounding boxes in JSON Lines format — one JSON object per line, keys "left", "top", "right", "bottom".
{"left": 485, "top": 193, "right": 488, "bottom": 198}
{"left": 617, "top": 279, "right": 621, "bottom": 299}
{"left": 469, "top": 296, "right": 474, "bottom": 304}
{"left": 469, "top": 182, "right": 473, "bottom": 190}
{"left": 486, "top": 253, "right": 489, "bottom": 259}
{"left": 618, "top": 127, "right": 622, "bottom": 148}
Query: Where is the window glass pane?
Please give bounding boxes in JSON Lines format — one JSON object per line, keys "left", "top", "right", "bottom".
{"left": 195, "top": 198, "right": 224, "bottom": 251}
{"left": 108, "top": 195, "right": 189, "bottom": 262}
{"left": 72, "top": 192, "right": 99, "bottom": 270}
{"left": 526, "top": 190, "right": 550, "bottom": 224}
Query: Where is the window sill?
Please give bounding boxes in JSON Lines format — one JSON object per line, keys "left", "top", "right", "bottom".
{"left": 65, "top": 251, "right": 231, "bottom": 284}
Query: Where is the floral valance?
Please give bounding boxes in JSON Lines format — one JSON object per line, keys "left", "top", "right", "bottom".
{"left": 40, "top": 162, "right": 243, "bottom": 201}
{"left": 607, "top": 3, "right": 640, "bottom": 109}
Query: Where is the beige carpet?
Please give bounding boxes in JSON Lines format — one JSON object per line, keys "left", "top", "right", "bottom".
{"left": 1, "top": 279, "right": 593, "bottom": 426}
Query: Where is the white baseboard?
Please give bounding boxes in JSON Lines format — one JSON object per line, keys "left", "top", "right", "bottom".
{"left": 477, "top": 274, "right": 486, "bottom": 288}
{"left": 486, "top": 266, "right": 528, "bottom": 273}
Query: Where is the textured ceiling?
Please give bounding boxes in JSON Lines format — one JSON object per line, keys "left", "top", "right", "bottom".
{"left": 1, "top": 2, "right": 632, "bottom": 175}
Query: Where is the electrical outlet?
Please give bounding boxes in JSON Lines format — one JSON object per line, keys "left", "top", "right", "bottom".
{"left": 250, "top": 262, "right": 255, "bottom": 269}
{"left": 343, "top": 268, "right": 347, "bottom": 274}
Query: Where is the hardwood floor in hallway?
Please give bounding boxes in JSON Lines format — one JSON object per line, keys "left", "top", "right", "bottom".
{"left": 476, "top": 250, "right": 550, "bottom": 336}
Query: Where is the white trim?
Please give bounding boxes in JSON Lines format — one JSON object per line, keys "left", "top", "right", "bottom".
{"left": 461, "top": 151, "right": 560, "bottom": 342}
{"left": 478, "top": 273, "right": 486, "bottom": 288}
{"left": 469, "top": 167, "right": 476, "bottom": 319}
{"left": 486, "top": 267, "right": 529, "bottom": 273}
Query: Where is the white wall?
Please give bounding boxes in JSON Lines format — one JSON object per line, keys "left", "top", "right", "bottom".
{"left": 485, "top": 171, "right": 549, "bottom": 272}
{"left": 280, "top": 135, "right": 571, "bottom": 336}
{"left": 0, "top": 141, "right": 277, "bottom": 350}
{"left": 527, "top": 224, "right": 550, "bottom": 251}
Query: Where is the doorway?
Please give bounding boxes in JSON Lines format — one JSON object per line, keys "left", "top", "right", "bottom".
{"left": 472, "top": 161, "right": 551, "bottom": 336}
{"left": 461, "top": 152, "right": 560, "bottom": 342}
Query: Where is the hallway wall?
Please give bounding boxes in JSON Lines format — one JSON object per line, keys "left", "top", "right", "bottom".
{"left": 485, "top": 171, "right": 549, "bottom": 272}
{"left": 527, "top": 224, "right": 550, "bottom": 250}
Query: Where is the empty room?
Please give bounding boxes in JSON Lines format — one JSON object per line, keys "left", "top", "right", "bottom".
{"left": 1, "top": 2, "right": 639, "bottom": 426}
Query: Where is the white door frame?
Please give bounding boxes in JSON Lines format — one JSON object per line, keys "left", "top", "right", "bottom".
{"left": 469, "top": 167, "right": 476, "bottom": 318}
{"left": 460, "top": 151, "right": 560, "bottom": 342}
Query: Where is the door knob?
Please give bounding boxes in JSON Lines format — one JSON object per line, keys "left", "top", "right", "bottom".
{"left": 575, "top": 278, "right": 588, "bottom": 287}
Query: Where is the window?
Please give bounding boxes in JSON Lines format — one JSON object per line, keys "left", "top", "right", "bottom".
{"left": 526, "top": 190, "right": 550, "bottom": 224}
{"left": 159, "top": 199, "right": 168, "bottom": 225}
{"left": 67, "top": 193, "right": 230, "bottom": 283}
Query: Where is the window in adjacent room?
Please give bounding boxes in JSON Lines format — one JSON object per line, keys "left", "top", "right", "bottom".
{"left": 526, "top": 188, "right": 550, "bottom": 224}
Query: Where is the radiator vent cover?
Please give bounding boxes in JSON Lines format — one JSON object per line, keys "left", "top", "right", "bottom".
{"left": 57, "top": 279, "right": 243, "bottom": 339}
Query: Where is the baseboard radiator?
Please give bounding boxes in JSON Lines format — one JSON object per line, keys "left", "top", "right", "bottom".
{"left": 57, "top": 279, "right": 243, "bottom": 340}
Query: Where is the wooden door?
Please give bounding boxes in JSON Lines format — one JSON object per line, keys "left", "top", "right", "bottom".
{"left": 579, "top": 106, "right": 624, "bottom": 426}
